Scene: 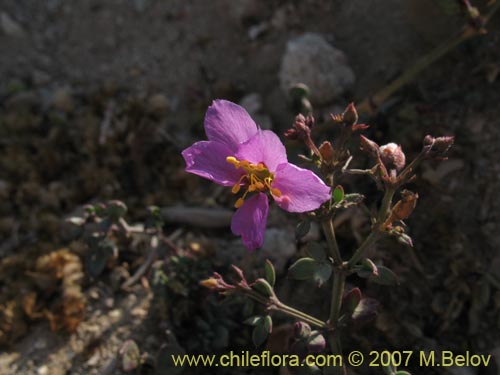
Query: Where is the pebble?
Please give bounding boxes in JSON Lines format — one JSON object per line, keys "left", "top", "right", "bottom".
{"left": 146, "top": 93, "right": 170, "bottom": 116}
{"left": 239, "top": 93, "right": 272, "bottom": 130}
{"left": 51, "top": 87, "right": 74, "bottom": 113}
{"left": 0, "top": 12, "right": 25, "bottom": 38}
{"left": 279, "top": 33, "right": 355, "bottom": 105}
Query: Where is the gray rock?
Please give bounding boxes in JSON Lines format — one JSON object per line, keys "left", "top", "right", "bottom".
{"left": 0, "top": 12, "right": 25, "bottom": 38}
{"left": 259, "top": 228, "right": 297, "bottom": 275}
{"left": 239, "top": 93, "right": 272, "bottom": 130}
{"left": 279, "top": 33, "right": 355, "bottom": 105}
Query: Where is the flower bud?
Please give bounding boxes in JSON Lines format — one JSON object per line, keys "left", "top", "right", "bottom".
{"left": 306, "top": 331, "right": 326, "bottom": 353}
{"left": 359, "top": 135, "right": 380, "bottom": 157}
{"left": 342, "top": 102, "right": 358, "bottom": 126}
{"left": 199, "top": 272, "right": 235, "bottom": 292}
{"left": 423, "top": 135, "right": 454, "bottom": 158}
{"left": 423, "top": 135, "right": 434, "bottom": 147}
{"left": 285, "top": 114, "right": 313, "bottom": 141}
{"left": 318, "top": 141, "right": 334, "bottom": 161}
{"left": 200, "top": 278, "right": 219, "bottom": 290}
{"left": 294, "top": 321, "right": 312, "bottom": 340}
{"left": 379, "top": 143, "right": 406, "bottom": 172}
{"left": 433, "top": 136, "right": 454, "bottom": 154}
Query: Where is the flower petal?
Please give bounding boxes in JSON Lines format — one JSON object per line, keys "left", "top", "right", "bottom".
{"left": 231, "top": 193, "right": 269, "bottom": 251}
{"left": 204, "top": 100, "right": 258, "bottom": 149}
{"left": 272, "top": 163, "right": 331, "bottom": 212}
{"left": 236, "top": 130, "right": 287, "bottom": 171}
{"left": 182, "top": 141, "right": 243, "bottom": 186}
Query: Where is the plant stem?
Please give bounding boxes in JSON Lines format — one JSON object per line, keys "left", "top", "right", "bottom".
{"left": 321, "top": 219, "right": 342, "bottom": 265}
{"left": 244, "top": 290, "right": 327, "bottom": 329}
{"left": 347, "top": 231, "right": 381, "bottom": 269}
{"left": 347, "top": 187, "right": 395, "bottom": 268}
{"left": 377, "top": 188, "right": 396, "bottom": 226}
{"left": 320, "top": 217, "right": 347, "bottom": 363}
{"left": 274, "top": 300, "right": 327, "bottom": 329}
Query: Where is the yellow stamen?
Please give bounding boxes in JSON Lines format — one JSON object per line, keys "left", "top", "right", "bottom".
{"left": 232, "top": 184, "right": 241, "bottom": 194}
{"left": 235, "top": 198, "right": 245, "bottom": 208}
{"left": 226, "top": 156, "right": 278, "bottom": 208}
{"left": 271, "top": 188, "right": 282, "bottom": 197}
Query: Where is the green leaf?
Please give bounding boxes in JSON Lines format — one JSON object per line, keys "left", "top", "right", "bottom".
{"left": 264, "top": 259, "right": 276, "bottom": 287}
{"left": 243, "top": 316, "right": 262, "bottom": 326}
{"left": 333, "top": 185, "right": 345, "bottom": 203}
{"left": 395, "top": 371, "right": 412, "bottom": 375}
{"left": 86, "top": 238, "right": 116, "bottom": 278}
{"left": 252, "top": 316, "right": 272, "bottom": 347}
{"left": 252, "top": 278, "right": 274, "bottom": 297}
{"left": 288, "top": 258, "right": 317, "bottom": 280}
{"left": 383, "top": 364, "right": 397, "bottom": 375}
{"left": 357, "top": 258, "right": 379, "bottom": 277}
{"left": 369, "top": 266, "right": 399, "bottom": 286}
{"left": 296, "top": 220, "right": 311, "bottom": 239}
{"left": 352, "top": 298, "right": 380, "bottom": 323}
{"left": 342, "top": 287, "right": 362, "bottom": 316}
{"left": 396, "top": 232, "right": 414, "bottom": 247}
{"left": 307, "top": 242, "right": 326, "bottom": 261}
{"left": 313, "top": 262, "right": 332, "bottom": 287}
{"left": 106, "top": 200, "right": 128, "bottom": 221}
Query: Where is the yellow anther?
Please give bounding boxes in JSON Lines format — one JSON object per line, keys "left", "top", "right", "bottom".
{"left": 271, "top": 188, "right": 282, "bottom": 197}
{"left": 231, "top": 184, "right": 241, "bottom": 194}
{"left": 254, "top": 182, "right": 265, "bottom": 190}
{"left": 225, "top": 156, "right": 277, "bottom": 206}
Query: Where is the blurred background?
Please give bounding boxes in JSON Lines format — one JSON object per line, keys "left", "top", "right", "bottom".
{"left": 0, "top": 1, "right": 499, "bottom": 374}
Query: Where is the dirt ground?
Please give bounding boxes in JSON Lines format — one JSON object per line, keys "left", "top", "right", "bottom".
{"left": 1, "top": 0, "right": 499, "bottom": 374}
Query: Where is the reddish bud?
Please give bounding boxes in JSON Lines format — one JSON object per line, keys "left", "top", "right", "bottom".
{"left": 359, "top": 135, "right": 380, "bottom": 157}
{"left": 433, "top": 136, "right": 454, "bottom": 154}
{"left": 200, "top": 272, "right": 235, "bottom": 292}
{"left": 294, "top": 321, "right": 312, "bottom": 339}
{"left": 342, "top": 102, "right": 358, "bottom": 126}
{"left": 423, "top": 135, "right": 454, "bottom": 158}
{"left": 379, "top": 143, "right": 406, "bottom": 172}
{"left": 285, "top": 114, "right": 314, "bottom": 141}
{"left": 318, "top": 141, "right": 334, "bottom": 161}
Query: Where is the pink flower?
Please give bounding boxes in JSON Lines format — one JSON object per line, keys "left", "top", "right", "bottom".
{"left": 182, "top": 100, "right": 331, "bottom": 250}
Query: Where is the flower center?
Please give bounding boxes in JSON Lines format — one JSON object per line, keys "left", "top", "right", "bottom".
{"left": 226, "top": 156, "right": 282, "bottom": 208}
